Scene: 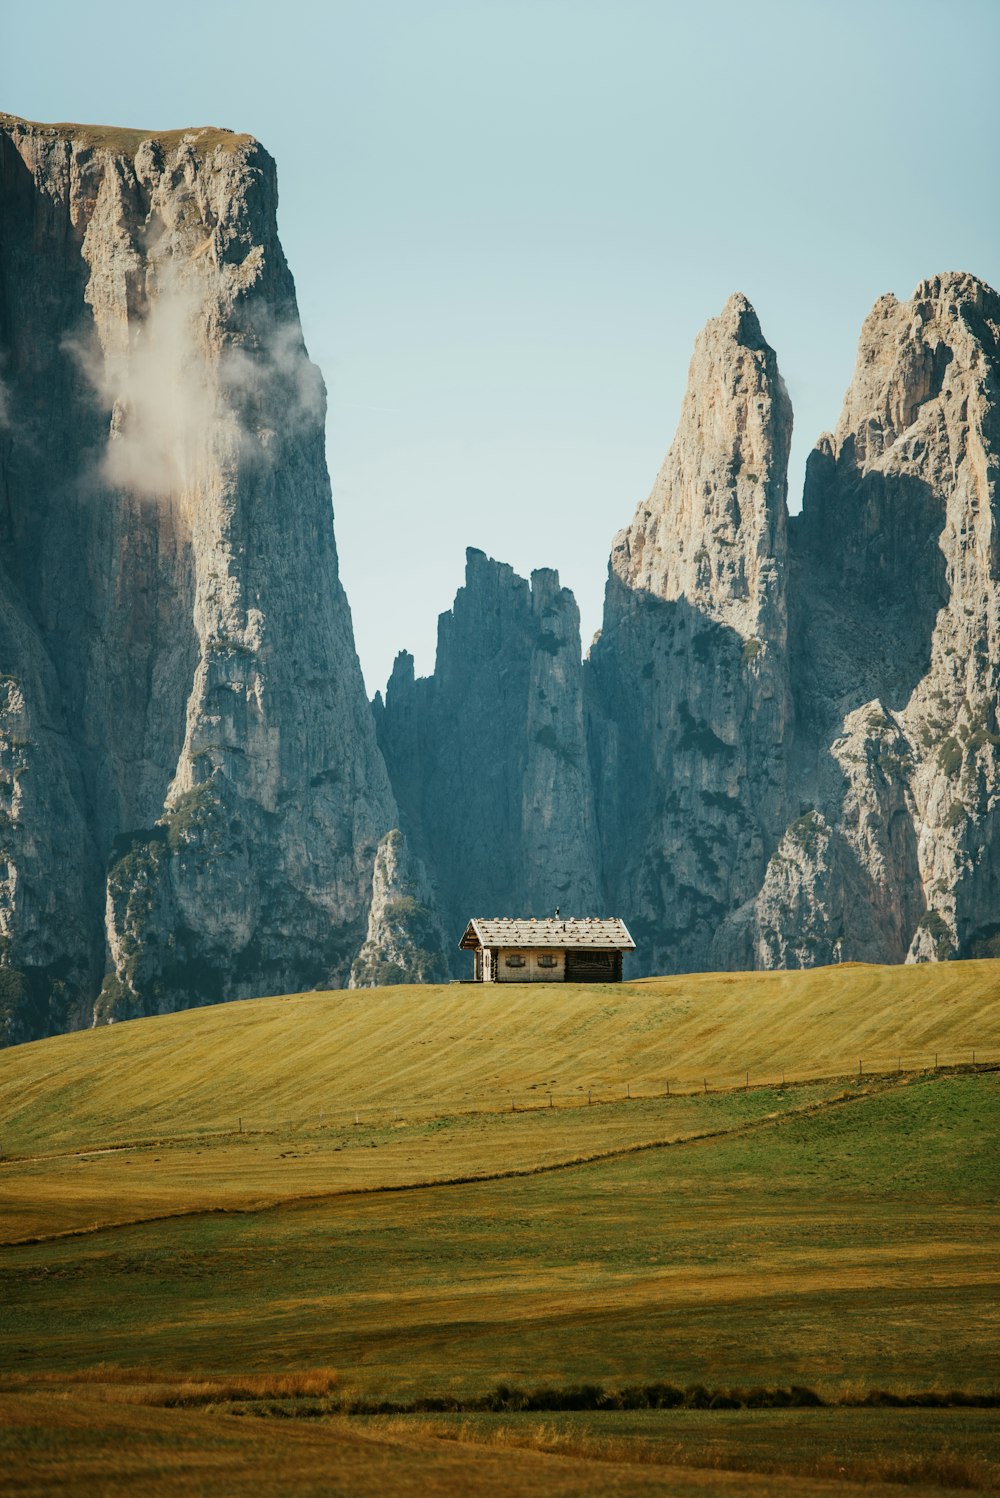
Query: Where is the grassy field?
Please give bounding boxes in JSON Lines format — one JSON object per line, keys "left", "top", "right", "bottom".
{"left": 14, "top": 1389, "right": 997, "bottom": 1498}
{"left": 3, "top": 1075, "right": 907, "bottom": 1242}
{"left": 1, "top": 962, "right": 998, "bottom": 1495}
{"left": 2, "top": 959, "right": 997, "bottom": 1154}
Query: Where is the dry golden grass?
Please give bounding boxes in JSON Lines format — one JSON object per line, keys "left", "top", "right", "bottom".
{"left": 4, "top": 1073, "right": 996, "bottom": 1403}
{"left": 1, "top": 112, "right": 253, "bottom": 157}
{"left": 2, "top": 958, "right": 996, "bottom": 1157}
{"left": 3, "top": 1386, "right": 994, "bottom": 1497}
{"left": 1, "top": 960, "right": 996, "bottom": 1241}
{"left": 370, "top": 1412, "right": 1000, "bottom": 1489}
{"left": 7, "top": 1387, "right": 935, "bottom": 1498}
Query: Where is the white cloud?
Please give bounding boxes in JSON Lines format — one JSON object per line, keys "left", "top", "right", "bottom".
{"left": 70, "top": 261, "right": 326, "bottom": 499}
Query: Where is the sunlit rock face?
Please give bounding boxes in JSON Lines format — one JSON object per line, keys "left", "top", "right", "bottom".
{"left": 374, "top": 549, "right": 601, "bottom": 972}
{"left": 349, "top": 829, "right": 449, "bottom": 988}
{"left": 586, "top": 294, "right": 794, "bottom": 975}
{"left": 0, "top": 114, "right": 397, "bottom": 1038}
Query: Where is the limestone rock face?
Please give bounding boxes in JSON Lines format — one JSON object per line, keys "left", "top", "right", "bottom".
{"left": 374, "top": 549, "right": 601, "bottom": 971}
{"left": 588, "top": 272, "right": 1000, "bottom": 975}
{"left": 750, "top": 811, "right": 846, "bottom": 969}
{"left": 786, "top": 272, "right": 1000, "bottom": 965}
{"left": 587, "top": 294, "right": 793, "bottom": 974}
{"left": 0, "top": 115, "right": 396, "bottom": 1037}
{"left": 349, "top": 829, "right": 449, "bottom": 987}
{"left": 747, "top": 707, "right": 922, "bottom": 970}
{"left": 0, "top": 598, "right": 101, "bottom": 1040}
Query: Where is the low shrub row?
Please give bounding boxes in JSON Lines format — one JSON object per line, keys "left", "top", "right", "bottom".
{"left": 854, "top": 1388, "right": 999, "bottom": 1409}
{"left": 335, "top": 1382, "right": 1000, "bottom": 1415}
{"left": 162, "top": 1380, "right": 1000, "bottom": 1415}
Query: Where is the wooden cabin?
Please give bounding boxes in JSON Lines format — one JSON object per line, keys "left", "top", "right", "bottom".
{"left": 459, "top": 916, "right": 635, "bottom": 983}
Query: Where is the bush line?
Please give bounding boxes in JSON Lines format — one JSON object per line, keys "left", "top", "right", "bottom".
{"left": 163, "top": 1380, "right": 1000, "bottom": 1414}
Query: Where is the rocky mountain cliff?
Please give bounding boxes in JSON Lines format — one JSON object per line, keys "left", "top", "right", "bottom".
{"left": 378, "top": 274, "right": 1000, "bottom": 978}
{"left": 2, "top": 114, "right": 996, "bottom": 1034}
{"left": 777, "top": 272, "right": 1000, "bottom": 967}
{"left": 0, "top": 114, "right": 422, "bottom": 1042}
{"left": 374, "top": 549, "right": 600, "bottom": 974}
{"left": 586, "top": 294, "right": 793, "bottom": 975}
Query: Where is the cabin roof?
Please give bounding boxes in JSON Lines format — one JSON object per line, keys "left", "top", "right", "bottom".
{"left": 459, "top": 917, "right": 635, "bottom": 951}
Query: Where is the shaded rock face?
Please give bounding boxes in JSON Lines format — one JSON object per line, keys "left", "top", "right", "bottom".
{"left": 0, "top": 115, "right": 396, "bottom": 1038}
{"left": 349, "top": 829, "right": 449, "bottom": 988}
{"left": 785, "top": 272, "right": 1000, "bottom": 966}
{"left": 374, "top": 549, "right": 601, "bottom": 971}
{"left": 586, "top": 295, "right": 793, "bottom": 974}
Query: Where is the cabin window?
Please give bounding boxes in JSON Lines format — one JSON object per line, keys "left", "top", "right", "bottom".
{"left": 537, "top": 954, "right": 558, "bottom": 968}
{"left": 504, "top": 954, "right": 526, "bottom": 968}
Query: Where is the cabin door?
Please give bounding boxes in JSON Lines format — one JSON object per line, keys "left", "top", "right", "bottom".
{"left": 564, "top": 950, "right": 621, "bottom": 982}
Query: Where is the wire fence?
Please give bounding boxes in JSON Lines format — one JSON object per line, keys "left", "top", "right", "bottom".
{"left": 230, "top": 1047, "right": 999, "bottom": 1138}
{"left": 3, "top": 1049, "right": 995, "bottom": 1160}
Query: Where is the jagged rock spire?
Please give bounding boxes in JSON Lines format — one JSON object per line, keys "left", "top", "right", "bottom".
{"left": 589, "top": 293, "right": 793, "bottom": 975}
{"left": 611, "top": 291, "right": 792, "bottom": 648}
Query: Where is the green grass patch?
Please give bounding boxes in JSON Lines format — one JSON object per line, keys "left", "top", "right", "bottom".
{"left": 1, "top": 1073, "right": 996, "bottom": 1402}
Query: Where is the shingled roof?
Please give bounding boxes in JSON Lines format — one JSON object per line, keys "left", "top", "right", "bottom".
{"left": 459, "top": 917, "right": 635, "bottom": 951}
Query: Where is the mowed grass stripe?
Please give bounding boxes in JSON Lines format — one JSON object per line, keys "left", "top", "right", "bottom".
{"left": 1, "top": 960, "right": 998, "bottom": 1156}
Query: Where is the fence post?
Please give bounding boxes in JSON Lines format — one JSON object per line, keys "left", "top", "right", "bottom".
{"left": 548, "top": 1092, "right": 553, "bottom": 1108}
{"left": 859, "top": 1059, "right": 863, "bottom": 1077}
{"left": 746, "top": 1071, "right": 749, "bottom": 1091}
{"left": 704, "top": 1078, "right": 708, "bottom": 1094}
{"left": 666, "top": 1079, "right": 670, "bottom": 1097}
{"left": 354, "top": 1111, "right": 360, "bottom": 1126}
{"left": 238, "top": 1117, "right": 243, "bottom": 1134}
{"left": 626, "top": 1082, "right": 631, "bottom": 1099}
{"left": 511, "top": 1097, "right": 516, "bottom": 1113}
{"left": 587, "top": 1088, "right": 591, "bottom": 1106}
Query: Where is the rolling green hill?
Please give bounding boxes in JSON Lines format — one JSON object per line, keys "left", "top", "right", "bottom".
{"left": 1, "top": 962, "right": 998, "bottom": 1496}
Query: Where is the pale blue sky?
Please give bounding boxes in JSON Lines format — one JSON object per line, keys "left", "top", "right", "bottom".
{"left": 5, "top": 0, "right": 998, "bottom": 693}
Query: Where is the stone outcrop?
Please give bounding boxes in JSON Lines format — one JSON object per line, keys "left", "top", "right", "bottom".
{"left": 783, "top": 271, "right": 1000, "bottom": 965}
{"left": 374, "top": 549, "right": 601, "bottom": 970}
{"left": 349, "top": 829, "right": 449, "bottom": 987}
{"left": 0, "top": 114, "right": 399, "bottom": 1039}
{"left": 586, "top": 294, "right": 793, "bottom": 974}
{"left": 595, "top": 271, "right": 1000, "bottom": 974}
